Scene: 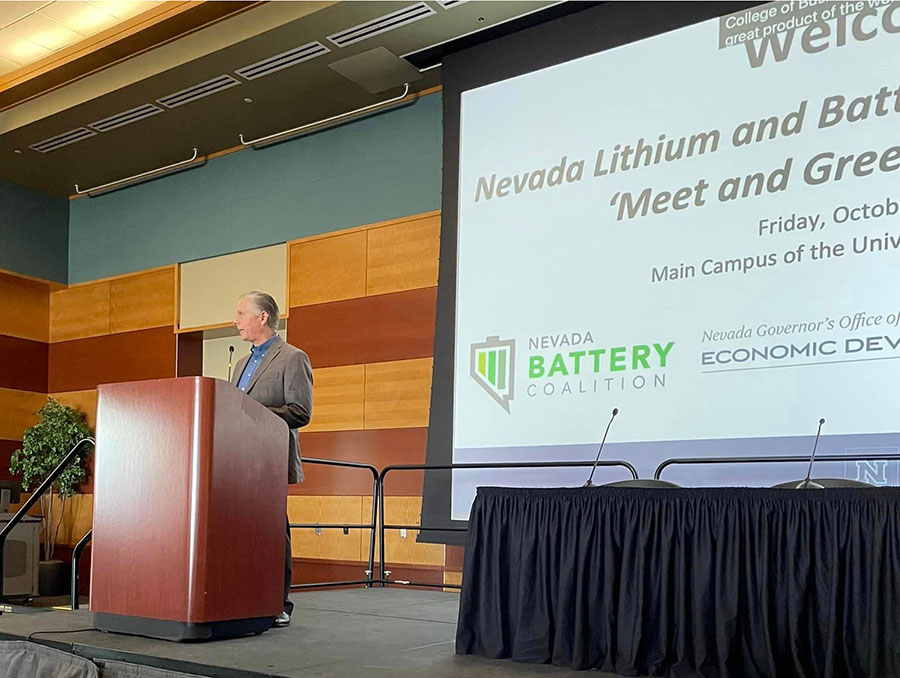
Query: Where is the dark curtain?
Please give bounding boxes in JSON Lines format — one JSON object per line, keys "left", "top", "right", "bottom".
{"left": 456, "top": 486, "right": 900, "bottom": 677}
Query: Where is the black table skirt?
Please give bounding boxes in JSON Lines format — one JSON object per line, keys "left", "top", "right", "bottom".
{"left": 455, "top": 486, "right": 900, "bottom": 677}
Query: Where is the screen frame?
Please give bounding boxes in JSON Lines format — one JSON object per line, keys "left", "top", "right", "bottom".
{"left": 419, "top": 1, "right": 763, "bottom": 545}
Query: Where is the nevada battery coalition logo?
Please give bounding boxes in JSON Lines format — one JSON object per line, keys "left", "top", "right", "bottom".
{"left": 470, "top": 336, "right": 515, "bottom": 413}
{"left": 472, "top": 332, "right": 675, "bottom": 412}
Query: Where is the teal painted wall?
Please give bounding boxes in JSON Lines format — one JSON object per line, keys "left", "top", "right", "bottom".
{"left": 0, "top": 179, "right": 68, "bottom": 283}
{"left": 68, "top": 92, "right": 442, "bottom": 284}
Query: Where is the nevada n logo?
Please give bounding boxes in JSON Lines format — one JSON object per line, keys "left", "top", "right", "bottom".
{"left": 470, "top": 336, "right": 515, "bottom": 413}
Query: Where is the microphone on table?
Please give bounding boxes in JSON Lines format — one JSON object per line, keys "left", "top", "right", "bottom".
{"left": 583, "top": 407, "right": 619, "bottom": 487}
{"left": 227, "top": 345, "right": 235, "bottom": 382}
{"left": 796, "top": 417, "right": 826, "bottom": 489}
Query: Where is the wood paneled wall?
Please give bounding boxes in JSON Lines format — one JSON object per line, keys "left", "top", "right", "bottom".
{"left": 3, "top": 265, "right": 178, "bottom": 556}
{"left": 49, "top": 267, "right": 176, "bottom": 342}
{"left": 0, "top": 273, "right": 51, "bottom": 343}
{"left": 4, "top": 211, "right": 457, "bottom": 589}
{"left": 0, "top": 272, "right": 53, "bottom": 484}
{"left": 287, "top": 211, "right": 453, "bottom": 579}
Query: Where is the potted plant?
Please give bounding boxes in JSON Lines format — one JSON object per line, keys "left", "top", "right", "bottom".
{"left": 9, "top": 398, "right": 94, "bottom": 597}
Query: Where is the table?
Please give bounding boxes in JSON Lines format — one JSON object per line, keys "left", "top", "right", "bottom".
{"left": 456, "top": 486, "right": 900, "bottom": 677}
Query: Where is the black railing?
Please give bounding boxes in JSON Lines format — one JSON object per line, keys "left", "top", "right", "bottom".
{"left": 67, "top": 457, "right": 381, "bottom": 607}
{"left": 376, "top": 460, "right": 639, "bottom": 589}
{"left": 70, "top": 528, "right": 93, "bottom": 609}
{"left": 66, "top": 458, "right": 637, "bottom": 602}
{"left": 288, "top": 457, "right": 380, "bottom": 590}
{"left": 0, "top": 437, "right": 94, "bottom": 604}
{"left": 654, "top": 453, "right": 900, "bottom": 480}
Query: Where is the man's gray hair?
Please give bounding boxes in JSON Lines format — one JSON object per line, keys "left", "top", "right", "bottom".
{"left": 241, "top": 291, "right": 280, "bottom": 330}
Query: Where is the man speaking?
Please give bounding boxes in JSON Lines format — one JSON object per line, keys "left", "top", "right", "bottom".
{"left": 232, "top": 291, "right": 313, "bottom": 628}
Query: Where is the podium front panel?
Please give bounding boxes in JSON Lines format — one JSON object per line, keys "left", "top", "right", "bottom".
{"left": 90, "top": 377, "right": 288, "bottom": 639}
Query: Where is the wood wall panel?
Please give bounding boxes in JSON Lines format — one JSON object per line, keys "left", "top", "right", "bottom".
{"left": 287, "top": 495, "right": 364, "bottom": 562}
{"left": 306, "top": 365, "right": 365, "bottom": 432}
{"left": 291, "top": 558, "right": 371, "bottom": 588}
{"left": 294, "top": 428, "right": 427, "bottom": 496}
{"left": 0, "top": 274, "right": 50, "bottom": 342}
{"left": 0, "top": 387, "right": 46, "bottom": 440}
{"left": 287, "top": 287, "right": 436, "bottom": 368}
{"left": 51, "top": 389, "right": 98, "bottom": 429}
{"left": 52, "top": 493, "right": 93, "bottom": 547}
{"left": 364, "top": 495, "right": 444, "bottom": 567}
{"left": 110, "top": 267, "right": 176, "bottom": 334}
{"left": 364, "top": 358, "right": 432, "bottom": 430}
{"left": 0, "top": 334, "right": 48, "bottom": 392}
{"left": 50, "top": 282, "right": 110, "bottom": 342}
{"left": 290, "top": 231, "right": 367, "bottom": 306}
{"left": 445, "top": 545, "right": 465, "bottom": 570}
{"left": 49, "top": 326, "right": 176, "bottom": 392}
{"left": 366, "top": 214, "right": 440, "bottom": 296}
{"left": 444, "top": 571, "right": 462, "bottom": 590}
{"left": 292, "top": 558, "right": 443, "bottom": 588}
{"left": 6, "top": 492, "right": 37, "bottom": 517}
{"left": 7, "top": 494, "right": 95, "bottom": 547}
{"left": 176, "top": 331, "right": 204, "bottom": 377}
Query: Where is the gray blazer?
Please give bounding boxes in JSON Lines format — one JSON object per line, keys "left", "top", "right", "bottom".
{"left": 230, "top": 335, "right": 313, "bottom": 483}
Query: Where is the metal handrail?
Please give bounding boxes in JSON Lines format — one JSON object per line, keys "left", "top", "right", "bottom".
{"left": 75, "top": 149, "right": 202, "bottom": 197}
{"left": 70, "top": 529, "right": 92, "bottom": 609}
{"left": 66, "top": 457, "right": 381, "bottom": 607}
{"left": 288, "top": 457, "right": 380, "bottom": 590}
{"left": 376, "top": 460, "right": 639, "bottom": 589}
{"left": 0, "top": 437, "right": 94, "bottom": 604}
{"left": 239, "top": 84, "right": 411, "bottom": 148}
{"left": 61, "top": 457, "right": 639, "bottom": 602}
{"left": 654, "top": 453, "right": 900, "bottom": 480}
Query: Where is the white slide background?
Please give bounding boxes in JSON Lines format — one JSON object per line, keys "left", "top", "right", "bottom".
{"left": 451, "top": 5, "right": 900, "bottom": 518}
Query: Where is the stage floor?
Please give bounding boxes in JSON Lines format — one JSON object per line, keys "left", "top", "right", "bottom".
{"left": 0, "top": 588, "right": 614, "bottom": 677}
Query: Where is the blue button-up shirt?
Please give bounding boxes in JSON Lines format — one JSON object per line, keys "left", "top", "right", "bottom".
{"left": 237, "top": 334, "right": 278, "bottom": 392}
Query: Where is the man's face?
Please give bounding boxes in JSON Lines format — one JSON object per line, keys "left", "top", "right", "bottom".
{"left": 234, "top": 297, "right": 267, "bottom": 344}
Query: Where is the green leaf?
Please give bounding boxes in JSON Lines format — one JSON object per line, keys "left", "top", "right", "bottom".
{"left": 8, "top": 398, "right": 94, "bottom": 555}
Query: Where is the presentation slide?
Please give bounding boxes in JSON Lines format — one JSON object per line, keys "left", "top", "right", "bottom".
{"left": 452, "top": 1, "right": 900, "bottom": 518}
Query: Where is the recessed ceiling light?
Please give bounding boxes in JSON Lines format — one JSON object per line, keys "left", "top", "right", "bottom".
{"left": 8, "top": 13, "right": 80, "bottom": 51}
{"left": 9, "top": 38, "right": 49, "bottom": 61}
{"left": 476, "top": 16, "right": 485, "bottom": 22}
{"left": 243, "top": 97, "right": 253, "bottom": 103}
{"left": 14, "top": 149, "right": 22, "bottom": 154}
{"left": 88, "top": 1, "right": 156, "bottom": 21}
{"left": 44, "top": 4, "right": 120, "bottom": 34}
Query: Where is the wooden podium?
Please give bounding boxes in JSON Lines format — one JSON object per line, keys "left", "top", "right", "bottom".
{"left": 90, "top": 377, "right": 289, "bottom": 640}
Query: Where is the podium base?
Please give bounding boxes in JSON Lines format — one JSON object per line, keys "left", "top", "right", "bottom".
{"left": 93, "top": 612, "right": 275, "bottom": 641}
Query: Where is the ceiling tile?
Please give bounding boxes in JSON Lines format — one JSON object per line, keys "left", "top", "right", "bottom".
{"left": 86, "top": 1, "right": 160, "bottom": 21}
{"left": 0, "top": 30, "right": 53, "bottom": 64}
{"left": 39, "top": 1, "right": 118, "bottom": 36}
{"left": 0, "top": 2, "right": 36, "bottom": 29}
{"left": 7, "top": 12, "right": 82, "bottom": 49}
{"left": 15, "top": 1, "right": 54, "bottom": 11}
{"left": 0, "top": 54, "right": 21, "bottom": 75}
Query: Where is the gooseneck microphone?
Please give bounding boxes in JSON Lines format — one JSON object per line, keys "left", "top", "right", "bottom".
{"left": 796, "top": 417, "right": 826, "bottom": 489}
{"left": 584, "top": 407, "right": 619, "bottom": 487}
{"left": 227, "top": 345, "right": 235, "bottom": 382}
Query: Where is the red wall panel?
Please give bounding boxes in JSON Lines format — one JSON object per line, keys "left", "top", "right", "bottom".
{"left": 0, "top": 439, "right": 22, "bottom": 483}
{"left": 294, "top": 428, "right": 428, "bottom": 496}
{"left": 287, "top": 288, "right": 436, "bottom": 367}
{"left": 0, "top": 334, "right": 48, "bottom": 392}
{"left": 49, "top": 326, "right": 176, "bottom": 392}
